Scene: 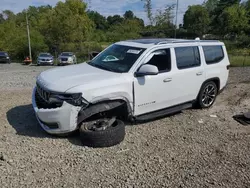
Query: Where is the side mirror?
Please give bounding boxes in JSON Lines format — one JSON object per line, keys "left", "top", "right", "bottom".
{"left": 135, "top": 64, "right": 159, "bottom": 77}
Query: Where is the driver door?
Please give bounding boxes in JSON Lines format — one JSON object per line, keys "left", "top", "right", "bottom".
{"left": 133, "top": 48, "right": 178, "bottom": 116}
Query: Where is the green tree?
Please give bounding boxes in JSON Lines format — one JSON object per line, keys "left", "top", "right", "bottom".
{"left": 2, "top": 10, "right": 15, "bottom": 20}
{"left": 217, "top": 0, "right": 240, "bottom": 11}
{"left": 246, "top": 0, "right": 250, "bottom": 10}
{"left": 124, "top": 10, "right": 134, "bottom": 19}
{"left": 0, "top": 20, "right": 47, "bottom": 59}
{"left": 106, "top": 19, "right": 142, "bottom": 42}
{"left": 204, "top": 0, "right": 219, "bottom": 14}
{"left": 87, "top": 10, "right": 108, "bottom": 30}
{"left": 150, "top": 5, "right": 175, "bottom": 37}
{"left": 40, "top": 0, "right": 93, "bottom": 52}
{"left": 183, "top": 5, "right": 210, "bottom": 37}
{"left": 0, "top": 13, "right": 4, "bottom": 24}
{"left": 154, "top": 5, "right": 175, "bottom": 26}
{"left": 15, "top": 6, "right": 52, "bottom": 30}
{"left": 107, "top": 15, "right": 124, "bottom": 26}
{"left": 218, "top": 4, "right": 248, "bottom": 36}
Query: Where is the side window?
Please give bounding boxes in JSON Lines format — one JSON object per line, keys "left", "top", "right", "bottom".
{"left": 203, "top": 46, "right": 224, "bottom": 64}
{"left": 147, "top": 49, "right": 171, "bottom": 73}
{"left": 175, "top": 46, "right": 201, "bottom": 69}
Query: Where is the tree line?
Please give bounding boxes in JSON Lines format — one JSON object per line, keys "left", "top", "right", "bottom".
{"left": 0, "top": 0, "right": 249, "bottom": 60}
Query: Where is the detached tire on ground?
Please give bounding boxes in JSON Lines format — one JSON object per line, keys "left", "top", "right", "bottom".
{"left": 79, "top": 119, "right": 125, "bottom": 148}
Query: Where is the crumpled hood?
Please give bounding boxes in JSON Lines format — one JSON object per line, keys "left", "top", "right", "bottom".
{"left": 37, "top": 63, "right": 121, "bottom": 92}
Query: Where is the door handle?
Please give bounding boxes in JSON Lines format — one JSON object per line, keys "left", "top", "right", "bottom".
{"left": 163, "top": 78, "right": 172, "bottom": 83}
{"left": 196, "top": 72, "right": 203, "bottom": 76}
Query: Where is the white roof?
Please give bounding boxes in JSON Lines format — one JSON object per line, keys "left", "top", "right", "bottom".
{"left": 116, "top": 38, "right": 223, "bottom": 49}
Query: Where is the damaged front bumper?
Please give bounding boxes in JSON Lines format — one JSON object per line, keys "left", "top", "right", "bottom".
{"left": 32, "top": 87, "right": 81, "bottom": 135}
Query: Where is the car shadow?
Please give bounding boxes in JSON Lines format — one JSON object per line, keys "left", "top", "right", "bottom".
{"left": 6, "top": 104, "right": 82, "bottom": 146}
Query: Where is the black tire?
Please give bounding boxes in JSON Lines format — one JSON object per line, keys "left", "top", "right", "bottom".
{"left": 197, "top": 81, "right": 218, "bottom": 108}
{"left": 79, "top": 119, "right": 125, "bottom": 148}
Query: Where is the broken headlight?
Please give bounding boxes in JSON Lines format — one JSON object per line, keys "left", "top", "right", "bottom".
{"left": 49, "top": 93, "right": 88, "bottom": 107}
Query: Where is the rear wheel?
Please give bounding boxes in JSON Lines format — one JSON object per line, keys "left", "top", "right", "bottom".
{"left": 197, "top": 81, "right": 218, "bottom": 108}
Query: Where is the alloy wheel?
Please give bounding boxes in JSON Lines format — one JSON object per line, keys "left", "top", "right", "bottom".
{"left": 201, "top": 84, "right": 217, "bottom": 107}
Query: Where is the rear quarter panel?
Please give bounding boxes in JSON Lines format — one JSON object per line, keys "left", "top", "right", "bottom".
{"left": 202, "top": 44, "right": 230, "bottom": 90}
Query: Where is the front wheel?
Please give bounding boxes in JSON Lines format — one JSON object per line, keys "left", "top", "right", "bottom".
{"left": 80, "top": 118, "right": 125, "bottom": 148}
{"left": 197, "top": 81, "right": 218, "bottom": 108}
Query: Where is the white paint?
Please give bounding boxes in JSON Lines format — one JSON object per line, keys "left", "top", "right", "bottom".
{"left": 33, "top": 39, "right": 230, "bottom": 134}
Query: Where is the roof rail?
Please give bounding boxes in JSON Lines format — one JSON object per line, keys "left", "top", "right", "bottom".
{"left": 156, "top": 39, "right": 220, "bottom": 45}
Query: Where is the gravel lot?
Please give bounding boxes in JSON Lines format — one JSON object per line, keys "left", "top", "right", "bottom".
{"left": 0, "top": 63, "right": 250, "bottom": 188}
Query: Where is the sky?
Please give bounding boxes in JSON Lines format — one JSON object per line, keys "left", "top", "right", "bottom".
{"left": 0, "top": 0, "right": 205, "bottom": 24}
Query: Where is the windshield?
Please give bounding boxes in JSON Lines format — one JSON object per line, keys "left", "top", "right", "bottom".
{"left": 0, "top": 52, "right": 8, "bottom": 56}
{"left": 39, "top": 53, "right": 51, "bottom": 57}
{"left": 88, "top": 44, "right": 145, "bottom": 73}
{"left": 61, "top": 52, "right": 73, "bottom": 56}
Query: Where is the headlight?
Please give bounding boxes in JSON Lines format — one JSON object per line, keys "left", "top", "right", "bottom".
{"left": 6, "top": 57, "right": 9, "bottom": 59}
{"left": 49, "top": 93, "right": 88, "bottom": 107}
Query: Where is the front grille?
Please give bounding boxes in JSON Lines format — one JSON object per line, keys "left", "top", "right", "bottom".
{"left": 35, "top": 84, "right": 63, "bottom": 109}
{"left": 61, "top": 58, "right": 68, "bottom": 61}
{"left": 36, "top": 83, "right": 50, "bottom": 102}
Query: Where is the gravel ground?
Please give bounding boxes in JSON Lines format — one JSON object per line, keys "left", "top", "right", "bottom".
{"left": 0, "top": 63, "right": 250, "bottom": 188}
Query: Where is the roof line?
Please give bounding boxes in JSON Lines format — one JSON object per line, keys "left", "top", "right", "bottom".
{"left": 156, "top": 40, "right": 220, "bottom": 45}
{"left": 123, "top": 38, "right": 221, "bottom": 45}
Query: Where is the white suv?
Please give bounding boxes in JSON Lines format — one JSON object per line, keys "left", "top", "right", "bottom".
{"left": 32, "top": 38, "right": 230, "bottom": 135}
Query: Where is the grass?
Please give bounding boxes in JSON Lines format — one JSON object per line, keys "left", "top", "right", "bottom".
{"left": 229, "top": 55, "right": 250, "bottom": 67}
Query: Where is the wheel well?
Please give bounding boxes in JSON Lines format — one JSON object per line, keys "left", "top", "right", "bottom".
{"left": 196, "top": 78, "right": 220, "bottom": 100}
{"left": 77, "top": 99, "right": 131, "bottom": 124}
{"left": 206, "top": 78, "right": 220, "bottom": 91}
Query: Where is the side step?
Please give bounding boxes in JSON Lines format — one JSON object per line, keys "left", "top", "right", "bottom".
{"left": 134, "top": 102, "right": 193, "bottom": 122}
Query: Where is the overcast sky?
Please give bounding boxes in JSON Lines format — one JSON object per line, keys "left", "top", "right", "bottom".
{"left": 0, "top": 0, "right": 205, "bottom": 24}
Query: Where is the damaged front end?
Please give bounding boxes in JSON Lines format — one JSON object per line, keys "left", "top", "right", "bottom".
{"left": 32, "top": 84, "right": 129, "bottom": 135}
{"left": 32, "top": 85, "right": 88, "bottom": 135}
{"left": 77, "top": 100, "right": 127, "bottom": 125}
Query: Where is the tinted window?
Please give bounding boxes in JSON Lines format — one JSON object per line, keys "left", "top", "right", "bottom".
{"left": 147, "top": 49, "right": 171, "bottom": 72}
{"left": 203, "top": 46, "right": 224, "bottom": 64}
{"left": 175, "top": 47, "right": 200, "bottom": 69}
